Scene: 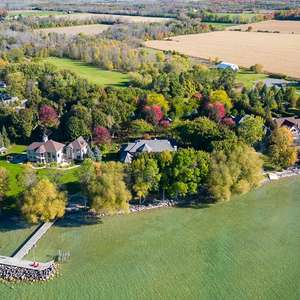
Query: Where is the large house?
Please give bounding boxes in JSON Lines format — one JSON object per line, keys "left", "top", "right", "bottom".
{"left": 27, "top": 139, "right": 65, "bottom": 164}
{"left": 27, "top": 136, "right": 88, "bottom": 164}
{"left": 120, "top": 139, "right": 177, "bottom": 163}
{"left": 65, "top": 136, "right": 88, "bottom": 161}
{"left": 274, "top": 117, "right": 300, "bottom": 147}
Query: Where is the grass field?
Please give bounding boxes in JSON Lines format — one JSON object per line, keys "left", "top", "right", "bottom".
{"left": 37, "top": 24, "right": 111, "bottom": 36}
{"left": 43, "top": 57, "right": 130, "bottom": 87}
{"left": 236, "top": 70, "right": 269, "bottom": 88}
{"left": 0, "top": 144, "right": 80, "bottom": 199}
{"left": 0, "top": 176, "right": 300, "bottom": 299}
{"left": 228, "top": 20, "right": 300, "bottom": 34}
{"left": 145, "top": 31, "right": 300, "bottom": 79}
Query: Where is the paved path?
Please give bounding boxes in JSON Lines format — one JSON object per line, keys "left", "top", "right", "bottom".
{"left": 12, "top": 222, "right": 54, "bottom": 260}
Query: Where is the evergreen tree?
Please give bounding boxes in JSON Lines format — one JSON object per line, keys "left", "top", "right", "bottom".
{"left": 0, "top": 133, "right": 4, "bottom": 148}
{"left": 86, "top": 145, "right": 96, "bottom": 161}
{"left": 94, "top": 146, "right": 102, "bottom": 162}
{"left": 2, "top": 127, "right": 10, "bottom": 148}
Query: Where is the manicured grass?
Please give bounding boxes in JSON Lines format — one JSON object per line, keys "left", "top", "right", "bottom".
{"left": 0, "top": 143, "right": 80, "bottom": 197}
{"left": 1, "top": 177, "right": 300, "bottom": 299}
{"left": 43, "top": 57, "right": 130, "bottom": 87}
{"left": 236, "top": 70, "right": 269, "bottom": 88}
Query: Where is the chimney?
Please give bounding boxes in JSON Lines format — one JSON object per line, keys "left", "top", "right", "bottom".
{"left": 43, "top": 133, "right": 48, "bottom": 143}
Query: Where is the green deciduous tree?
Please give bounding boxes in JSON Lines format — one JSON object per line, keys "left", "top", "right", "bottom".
{"left": 0, "top": 167, "right": 9, "bottom": 204}
{"left": 130, "top": 155, "right": 161, "bottom": 202}
{"left": 130, "top": 119, "right": 154, "bottom": 135}
{"left": 158, "top": 149, "right": 210, "bottom": 199}
{"left": 171, "top": 117, "right": 222, "bottom": 151}
{"left": 21, "top": 178, "right": 67, "bottom": 223}
{"left": 237, "top": 115, "right": 265, "bottom": 146}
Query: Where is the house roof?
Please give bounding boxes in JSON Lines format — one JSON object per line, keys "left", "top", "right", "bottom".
{"left": 124, "top": 139, "right": 175, "bottom": 154}
{"left": 67, "top": 136, "right": 87, "bottom": 151}
{"left": 28, "top": 140, "right": 65, "bottom": 153}
{"left": 216, "top": 62, "right": 239, "bottom": 70}
{"left": 27, "top": 142, "right": 43, "bottom": 151}
{"left": 274, "top": 117, "right": 300, "bottom": 128}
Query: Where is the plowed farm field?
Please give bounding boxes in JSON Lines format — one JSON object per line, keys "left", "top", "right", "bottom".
{"left": 228, "top": 20, "right": 300, "bottom": 34}
{"left": 145, "top": 31, "right": 300, "bottom": 78}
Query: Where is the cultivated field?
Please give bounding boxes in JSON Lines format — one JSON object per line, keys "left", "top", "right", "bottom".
{"left": 145, "top": 31, "right": 300, "bottom": 78}
{"left": 43, "top": 57, "right": 130, "bottom": 87}
{"left": 228, "top": 20, "right": 300, "bottom": 34}
{"left": 1, "top": 177, "right": 300, "bottom": 299}
{"left": 36, "top": 24, "right": 111, "bottom": 36}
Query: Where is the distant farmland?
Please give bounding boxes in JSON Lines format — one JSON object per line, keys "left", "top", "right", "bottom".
{"left": 145, "top": 31, "right": 300, "bottom": 79}
{"left": 228, "top": 20, "right": 300, "bottom": 34}
{"left": 37, "top": 24, "right": 111, "bottom": 36}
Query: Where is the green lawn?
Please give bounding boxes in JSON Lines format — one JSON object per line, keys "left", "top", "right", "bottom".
{"left": 0, "top": 144, "right": 80, "bottom": 198}
{"left": 43, "top": 57, "right": 130, "bottom": 87}
{"left": 236, "top": 70, "right": 269, "bottom": 88}
{"left": 0, "top": 177, "right": 300, "bottom": 299}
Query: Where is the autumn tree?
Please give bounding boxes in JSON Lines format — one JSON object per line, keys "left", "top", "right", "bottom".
{"left": 206, "top": 102, "right": 226, "bottom": 122}
{"left": 143, "top": 105, "right": 164, "bottom": 125}
{"left": 83, "top": 161, "right": 131, "bottom": 215}
{"left": 146, "top": 92, "right": 169, "bottom": 113}
{"left": 210, "top": 90, "right": 232, "bottom": 111}
{"left": 21, "top": 178, "right": 67, "bottom": 224}
{"left": 268, "top": 127, "right": 297, "bottom": 169}
{"left": 208, "top": 142, "right": 263, "bottom": 202}
{"left": 39, "top": 105, "right": 59, "bottom": 128}
{"left": 93, "top": 126, "right": 111, "bottom": 145}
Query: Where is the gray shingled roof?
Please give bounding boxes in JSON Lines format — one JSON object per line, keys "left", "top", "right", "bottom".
{"left": 124, "top": 139, "right": 175, "bottom": 153}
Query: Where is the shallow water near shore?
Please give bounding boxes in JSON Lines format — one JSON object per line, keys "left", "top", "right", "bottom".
{"left": 0, "top": 176, "right": 300, "bottom": 299}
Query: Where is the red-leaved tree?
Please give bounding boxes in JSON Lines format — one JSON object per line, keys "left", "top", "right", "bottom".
{"left": 160, "top": 120, "right": 170, "bottom": 128}
{"left": 93, "top": 126, "right": 111, "bottom": 144}
{"left": 39, "top": 105, "right": 59, "bottom": 128}
{"left": 143, "top": 105, "right": 163, "bottom": 125}
{"left": 222, "top": 117, "right": 235, "bottom": 127}
{"left": 206, "top": 102, "right": 226, "bottom": 122}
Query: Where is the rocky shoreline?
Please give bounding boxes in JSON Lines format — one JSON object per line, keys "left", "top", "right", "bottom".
{"left": 0, "top": 262, "right": 57, "bottom": 282}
